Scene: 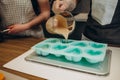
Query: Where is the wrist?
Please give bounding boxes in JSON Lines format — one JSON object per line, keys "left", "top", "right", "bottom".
{"left": 24, "top": 23, "right": 31, "bottom": 29}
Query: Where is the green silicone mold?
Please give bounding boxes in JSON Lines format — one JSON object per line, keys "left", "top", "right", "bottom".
{"left": 32, "top": 38, "right": 107, "bottom": 63}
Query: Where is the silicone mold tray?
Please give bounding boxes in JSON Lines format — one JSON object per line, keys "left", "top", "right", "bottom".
{"left": 32, "top": 38, "right": 107, "bottom": 63}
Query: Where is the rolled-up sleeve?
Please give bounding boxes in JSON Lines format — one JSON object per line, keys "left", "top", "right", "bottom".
{"left": 72, "top": 0, "right": 90, "bottom": 22}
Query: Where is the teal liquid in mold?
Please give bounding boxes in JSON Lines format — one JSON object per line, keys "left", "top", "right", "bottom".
{"left": 91, "top": 43, "right": 104, "bottom": 48}
{"left": 66, "top": 48, "right": 81, "bottom": 54}
{"left": 48, "top": 39, "right": 58, "bottom": 43}
{"left": 61, "top": 39, "right": 73, "bottom": 44}
{"left": 73, "top": 42, "right": 87, "bottom": 47}
{"left": 87, "top": 50, "right": 102, "bottom": 55}
{"left": 53, "top": 45, "right": 67, "bottom": 50}
{"left": 36, "top": 44, "right": 49, "bottom": 49}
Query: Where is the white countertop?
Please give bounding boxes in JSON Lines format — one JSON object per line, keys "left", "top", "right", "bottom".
{"left": 0, "top": 70, "right": 28, "bottom": 80}
{"left": 3, "top": 46, "right": 120, "bottom": 80}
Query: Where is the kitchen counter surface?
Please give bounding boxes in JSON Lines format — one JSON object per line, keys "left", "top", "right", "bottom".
{"left": 0, "top": 37, "right": 120, "bottom": 80}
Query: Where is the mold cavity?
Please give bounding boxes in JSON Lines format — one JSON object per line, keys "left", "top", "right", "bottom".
{"left": 65, "top": 48, "right": 81, "bottom": 54}
{"left": 86, "top": 50, "right": 102, "bottom": 55}
{"left": 72, "top": 42, "right": 87, "bottom": 47}
{"left": 36, "top": 44, "right": 49, "bottom": 49}
{"left": 61, "top": 39, "right": 73, "bottom": 44}
{"left": 90, "top": 43, "right": 104, "bottom": 48}
{"left": 46, "top": 39, "right": 58, "bottom": 43}
{"left": 53, "top": 45, "right": 67, "bottom": 50}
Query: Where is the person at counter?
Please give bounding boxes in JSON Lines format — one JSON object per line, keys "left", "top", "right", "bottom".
{"left": 83, "top": 0, "right": 120, "bottom": 45}
{"left": 43, "top": 0, "right": 90, "bottom": 40}
{"left": 0, "top": 0, "right": 50, "bottom": 38}
{"left": 53, "top": 0, "right": 120, "bottom": 45}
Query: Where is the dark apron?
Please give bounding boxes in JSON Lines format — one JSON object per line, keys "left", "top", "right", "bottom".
{"left": 84, "top": 0, "right": 120, "bottom": 45}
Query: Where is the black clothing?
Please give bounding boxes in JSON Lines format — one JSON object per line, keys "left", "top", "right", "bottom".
{"left": 84, "top": 0, "right": 120, "bottom": 45}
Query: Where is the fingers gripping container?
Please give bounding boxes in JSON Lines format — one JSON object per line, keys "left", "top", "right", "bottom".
{"left": 32, "top": 38, "right": 107, "bottom": 63}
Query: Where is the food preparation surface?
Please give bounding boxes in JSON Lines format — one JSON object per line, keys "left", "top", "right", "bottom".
{"left": 25, "top": 49, "right": 111, "bottom": 76}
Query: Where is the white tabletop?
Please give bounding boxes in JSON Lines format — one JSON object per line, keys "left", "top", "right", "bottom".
{"left": 3, "top": 46, "right": 120, "bottom": 80}
{"left": 0, "top": 70, "right": 28, "bottom": 80}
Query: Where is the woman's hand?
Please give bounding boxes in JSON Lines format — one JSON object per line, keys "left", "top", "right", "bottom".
{"left": 8, "top": 24, "right": 30, "bottom": 34}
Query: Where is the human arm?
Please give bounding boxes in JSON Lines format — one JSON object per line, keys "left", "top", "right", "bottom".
{"left": 8, "top": 0, "right": 50, "bottom": 34}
